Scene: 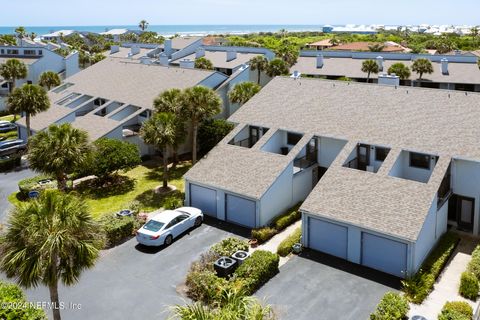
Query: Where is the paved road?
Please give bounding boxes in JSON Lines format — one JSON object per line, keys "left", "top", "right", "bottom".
{"left": 256, "top": 249, "right": 401, "bottom": 320}
{"left": 0, "top": 218, "right": 249, "bottom": 320}
{"left": 0, "top": 165, "right": 35, "bottom": 223}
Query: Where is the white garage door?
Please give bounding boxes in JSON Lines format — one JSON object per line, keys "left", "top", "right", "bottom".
{"left": 308, "top": 218, "right": 348, "bottom": 259}
{"left": 225, "top": 194, "right": 256, "bottom": 228}
{"left": 361, "top": 233, "right": 408, "bottom": 278}
{"left": 190, "top": 184, "right": 217, "bottom": 217}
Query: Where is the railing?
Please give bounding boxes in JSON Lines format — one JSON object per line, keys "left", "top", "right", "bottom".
{"left": 294, "top": 156, "right": 316, "bottom": 171}
{"left": 232, "top": 138, "right": 251, "bottom": 148}
{"left": 345, "top": 157, "right": 358, "bottom": 169}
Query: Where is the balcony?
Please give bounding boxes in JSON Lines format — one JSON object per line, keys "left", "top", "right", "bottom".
{"left": 343, "top": 144, "right": 390, "bottom": 173}
{"left": 229, "top": 125, "right": 268, "bottom": 149}
{"left": 261, "top": 130, "right": 303, "bottom": 156}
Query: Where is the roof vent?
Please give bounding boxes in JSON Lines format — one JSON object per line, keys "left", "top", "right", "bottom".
{"left": 290, "top": 71, "right": 301, "bottom": 79}
{"left": 316, "top": 54, "right": 324, "bottom": 68}
{"left": 158, "top": 53, "right": 169, "bottom": 66}
{"left": 441, "top": 58, "right": 449, "bottom": 75}
{"left": 179, "top": 59, "right": 195, "bottom": 69}
{"left": 378, "top": 73, "right": 400, "bottom": 86}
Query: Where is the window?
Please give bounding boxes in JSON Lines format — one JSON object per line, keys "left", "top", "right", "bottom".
{"left": 0, "top": 49, "right": 4, "bottom": 54}
{"left": 287, "top": 132, "right": 302, "bottom": 145}
{"left": 142, "top": 220, "right": 164, "bottom": 232}
{"left": 177, "top": 215, "right": 189, "bottom": 222}
{"left": 410, "top": 152, "right": 430, "bottom": 170}
{"left": 166, "top": 218, "right": 179, "bottom": 229}
{"left": 6, "top": 49, "right": 19, "bottom": 55}
{"left": 38, "top": 50, "right": 43, "bottom": 55}
{"left": 24, "top": 50, "right": 36, "bottom": 55}
{"left": 375, "top": 147, "right": 389, "bottom": 161}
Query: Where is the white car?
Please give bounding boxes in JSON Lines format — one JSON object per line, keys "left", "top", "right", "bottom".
{"left": 135, "top": 207, "right": 203, "bottom": 246}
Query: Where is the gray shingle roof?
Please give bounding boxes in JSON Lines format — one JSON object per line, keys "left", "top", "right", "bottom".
{"left": 171, "top": 51, "right": 260, "bottom": 70}
{"left": 292, "top": 56, "right": 480, "bottom": 84}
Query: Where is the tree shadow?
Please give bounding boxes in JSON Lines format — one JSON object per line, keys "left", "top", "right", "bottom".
{"left": 134, "top": 189, "right": 184, "bottom": 210}
{"left": 144, "top": 163, "right": 191, "bottom": 182}
{"left": 75, "top": 175, "right": 136, "bottom": 199}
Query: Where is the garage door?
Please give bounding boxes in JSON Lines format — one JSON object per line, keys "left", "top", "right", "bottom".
{"left": 361, "top": 233, "right": 407, "bottom": 278}
{"left": 190, "top": 184, "right": 217, "bottom": 217}
{"left": 308, "top": 218, "right": 348, "bottom": 259}
{"left": 225, "top": 194, "right": 256, "bottom": 228}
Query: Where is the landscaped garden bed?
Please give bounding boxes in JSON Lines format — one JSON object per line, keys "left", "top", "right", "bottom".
{"left": 251, "top": 203, "right": 301, "bottom": 244}
{"left": 459, "top": 244, "right": 480, "bottom": 300}
{"left": 438, "top": 301, "right": 473, "bottom": 320}
{"left": 184, "top": 237, "right": 279, "bottom": 305}
{"left": 277, "top": 227, "right": 301, "bottom": 257}
{"left": 370, "top": 292, "right": 409, "bottom": 320}
{"left": 402, "top": 231, "right": 460, "bottom": 304}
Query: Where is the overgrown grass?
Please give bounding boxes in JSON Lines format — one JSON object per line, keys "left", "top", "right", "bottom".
{"left": 8, "top": 161, "right": 191, "bottom": 219}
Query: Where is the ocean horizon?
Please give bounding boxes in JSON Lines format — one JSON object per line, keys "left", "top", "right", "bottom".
{"left": 0, "top": 24, "right": 331, "bottom": 36}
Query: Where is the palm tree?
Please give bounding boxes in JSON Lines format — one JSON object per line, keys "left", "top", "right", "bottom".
{"left": 7, "top": 84, "right": 50, "bottom": 138}
{"left": 29, "top": 32, "right": 37, "bottom": 41}
{"left": 139, "top": 20, "right": 149, "bottom": 31}
{"left": 28, "top": 123, "right": 91, "bottom": 191}
{"left": 228, "top": 82, "right": 261, "bottom": 106}
{"left": 153, "top": 88, "right": 186, "bottom": 168}
{"left": 182, "top": 86, "right": 222, "bottom": 164}
{"left": 361, "top": 59, "right": 379, "bottom": 83}
{"left": 249, "top": 55, "right": 269, "bottom": 85}
{"left": 39, "top": 71, "right": 61, "bottom": 90}
{"left": 79, "top": 50, "right": 91, "bottom": 68}
{"left": 194, "top": 57, "right": 214, "bottom": 70}
{"left": 266, "top": 58, "right": 290, "bottom": 78}
{"left": 275, "top": 45, "right": 299, "bottom": 67}
{"left": 140, "top": 112, "right": 181, "bottom": 188}
{"left": 411, "top": 58, "right": 434, "bottom": 80}
{"left": 14, "top": 26, "right": 27, "bottom": 40}
{"left": 368, "top": 43, "right": 385, "bottom": 52}
{"left": 0, "top": 58, "right": 28, "bottom": 93}
{"left": 0, "top": 190, "right": 103, "bottom": 320}
{"left": 387, "top": 63, "right": 411, "bottom": 80}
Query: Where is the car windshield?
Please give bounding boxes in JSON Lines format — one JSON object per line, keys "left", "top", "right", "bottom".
{"left": 142, "top": 220, "right": 165, "bottom": 232}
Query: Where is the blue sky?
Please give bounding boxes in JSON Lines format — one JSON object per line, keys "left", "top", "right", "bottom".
{"left": 0, "top": 0, "right": 478, "bottom": 26}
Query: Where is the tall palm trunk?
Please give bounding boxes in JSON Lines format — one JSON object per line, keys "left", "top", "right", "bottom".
{"left": 257, "top": 69, "right": 261, "bottom": 85}
{"left": 162, "top": 147, "right": 168, "bottom": 188}
{"left": 56, "top": 172, "right": 67, "bottom": 191}
{"left": 26, "top": 112, "right": 31, "bottom": 138}
{"left": 10, "top": 78, "right": 17, "bottom": 121}
{"left": 191, "top": 121, "right": 198, "bottom": 164}
{"left": 49, "top": 253, "right": 61, "bottom": 320}
{"left": 367, "top": 72, "right": 371, "bottom": 83}
{"left": 172, "top": 149, "right": 178, "bottom": 169}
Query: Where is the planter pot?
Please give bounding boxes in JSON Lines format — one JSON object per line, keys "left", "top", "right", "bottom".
{"left": 292, "top": 243, "right": 302, "bottom": 254}
{"left": 249, "top": 239, "right": 259, "bottom": 248}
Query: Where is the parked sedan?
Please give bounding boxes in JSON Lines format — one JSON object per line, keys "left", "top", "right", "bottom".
{"left": 0, "top": 139, "right": 27, "bottom": 157}
{"left": 136, "top": 207, "right": 203, "bottom": 247}
{"left": 0, "top": 121, "right": 17, "bottom": 133}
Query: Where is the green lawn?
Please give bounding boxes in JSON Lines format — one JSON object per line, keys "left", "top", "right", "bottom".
{"left": 8, "top": 161, "right": 192, "bottom": 220}
{"left": 0, "top": 114, "right": 15, "bottom": 122}
{"left": 0, "top": 114, "right": 18, "bottom": 140}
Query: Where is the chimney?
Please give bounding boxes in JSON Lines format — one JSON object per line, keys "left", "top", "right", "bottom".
{"left": 316, "top": 54, "right": 324, "bottom": 68}
{"left": 226, "top": 50, "right": 237, "bottom": 62}
{"left": 130, "top": 45, "right": 140, "bottom": 56}
{"left": 158, "top": 52, "right": 169, "bottom": 66}
{"left": 376, "top": 56, "right": 384, "bottom": 71}
{"left": 110, "top": 45, "right": 120, "bottom": 54}
{"left": 441, "top": 58, "right": 449, "bottom": 75}
{"left": 163, "top": 39, "right": 173, "bottom": 56}
{"left": 378, "top": 73, "right": 400, "bottom": 86}
{"left": 179, "top": 59, "right": 195, "bottom": 69}
{"left": 195, "top": 47, "right": 205, "bottom": 59}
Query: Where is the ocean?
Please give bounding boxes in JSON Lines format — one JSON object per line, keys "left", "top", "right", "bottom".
{"left": 0, "top": 25, "right": 328, "bottom": 36}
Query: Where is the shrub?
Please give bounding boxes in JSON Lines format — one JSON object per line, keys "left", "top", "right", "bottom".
{"left": 370, "top": 292, "right": 409, "bottom": 320}
{"left": 234, "top": 250, "right": 279, "bottom": 295}
{"left": 0, "top": 281, "right": 47, "bottom": 319}
{"left": 100, "top": 215, "right": 135, "bottom": 247}
{"left": 402, "top": 232, "right": 459, "bottom": 304}
{"left": 467, "top": 245, "right": 480, "bottom": 280}
{"left": 0, "top": 156, "right": 21, "bottom": 172}
{"left": 185, "top": 270, "right": 229, "bottom": 304}
{"left": 89, "top": 138, "right": 141, "bottom": 180}
{"left": 198, "top": 119, "right": 234, "bottom": 155}
{"left": 163, "top": 193, "right": 184, "bottom": 210}
{"left": 459, "top": 272, "right": 479, "bottom": 300}
{"left": 438, "top": 301, "right": 473, "bottom": 320}
{"left": 272, "top": 203, "right": 301, "bottom": 231}
{"left": 18, "top": 175, "right": 57, "bottom": 197}
{"left": 127, "top": 200, "right": 142, "bottom": 215}
{"left": 251, "top": 227, "right": 277, "bottom": 243}
{"left": 211, "top": 237, "right": 249, "bottom": 257}
{"left": 277, "top": 227, "right": 301, "bottom": 257}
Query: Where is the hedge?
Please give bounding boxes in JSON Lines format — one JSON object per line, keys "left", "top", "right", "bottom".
{"left": 0, "top": 156, "right": 21, "bottom": 172}
{"left": 210, "top": 237, "right": 249, "bottom": 257}
{"left": 467, "top": 245, "right": 480, "bottom": 280}
{"left": 459, "top": 271, "right": 479, "bottom": 300}
{"left": 100, "top": 215, "right": 136, "bottom": 247}
{"left": 251, "top": 203, "right": 301, "bottom": 244}
{"left": 234, "top": 250, "right": 280, "bottom": 295}
{"left": 369, "top": 292, "right": 409, "bottom": 320}
{"left": 18, "top": 175, "right": 57, "bottom": 197}
{"left": 402, "top": 232, "right": 459, "bottom": 304}
{"left": 277, "top": 227, "right": 301, "bottom": 257}
{"left": 438, "top": 301, "right": 473, "bottom": 320}
{"left": 0, "top": 280, "right": 47, "bottom": 320}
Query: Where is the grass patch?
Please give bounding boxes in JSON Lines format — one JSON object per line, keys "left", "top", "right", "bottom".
{"left": 8, "top": 161, "right": 191, "bottom": 220}
{"left": 0, "top": 114, "right": 15, "bottom": 122}
{"left": 0, "top": 130, "right": 17, "bottom": 141}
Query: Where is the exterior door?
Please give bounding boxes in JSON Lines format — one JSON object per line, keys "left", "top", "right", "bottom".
{"left": 249, "top": 126, "right": 260, "bottom": 147}
{"left": 306, "top": 138, "right": 318, "bottom": 162}
{"left": 457, "top": 196, "right": 474, "bottom": 232}
{"left": 357, "top": 144, "right": 370, "bottom": 171}
{"left": 308, "top": 218, "right": 348, "bottom": 259}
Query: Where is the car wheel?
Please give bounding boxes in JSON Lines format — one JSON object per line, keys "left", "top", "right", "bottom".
{"left": 194, "top": 216, "right": 203, "bottom": 227}
{"left": 164, "top": 235, "right": 173, "bottom": 246}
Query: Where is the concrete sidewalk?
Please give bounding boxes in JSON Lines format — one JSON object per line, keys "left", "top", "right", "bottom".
{"left": 409, "top": 235, "right": 479, "bottom": 320}
{"left": 251, "top": 220, "right": 302, "bottom": 266}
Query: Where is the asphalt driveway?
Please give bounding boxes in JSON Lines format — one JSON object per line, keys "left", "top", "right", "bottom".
{"left": 0, "top": 165, "right": 34, "bottom": 223}
{"left": 256, "top": 249, "right": 401, "bottom": 320}
{"left": 0, "top": 218, "right": 249, "bottom": 320}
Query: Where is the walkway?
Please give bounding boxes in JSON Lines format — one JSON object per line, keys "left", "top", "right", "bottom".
{"left": 409, "top": 235, "right": 479, "bottom": 320}
{"left": 251, "top": 220, "right": 302, "bottom": 267}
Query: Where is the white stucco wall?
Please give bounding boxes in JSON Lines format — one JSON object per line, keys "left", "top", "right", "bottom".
{"left": 389, "top": 151, "right": 436, "bottom": 183}
{"left": 318, "top": 136, "right": 347, "bottom": 168}
{"left": 413, "top": 196, "right": 439, "bottom": 271}
{"left": 292, "top": 166, "right": 315, "bottom": 204}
